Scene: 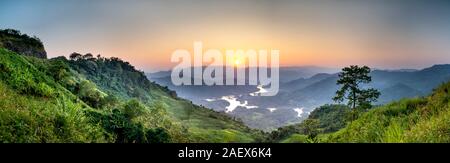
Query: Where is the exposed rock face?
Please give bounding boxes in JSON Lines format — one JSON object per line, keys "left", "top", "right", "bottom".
{"left": 2, "top": 40, "right": 47, "bottom": 58}
{"left": 0, "top": 29, "right": 47, "bottom": 59}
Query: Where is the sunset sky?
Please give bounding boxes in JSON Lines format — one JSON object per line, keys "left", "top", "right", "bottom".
{"left": 1, "top": 0, "right": 450, "bottom": 72}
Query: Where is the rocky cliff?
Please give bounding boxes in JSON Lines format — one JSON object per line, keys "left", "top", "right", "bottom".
{"left": 0, "top": 29, "right": 47, "bottom": 59}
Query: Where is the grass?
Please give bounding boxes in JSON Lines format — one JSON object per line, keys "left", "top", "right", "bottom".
{"left": 0, "top": 48, "right": 261, "bottom": 142}
{"left": 280, "top": 134, "right": 330, "bottom": 143}
{"left": 159, "top": 98, "right": 259, "bottom": 142}
{"left": 0, "top": 81, "right": 108, "bottom": 143}
{"left": 326, "top": 82, "right": 450, "bottom": 143}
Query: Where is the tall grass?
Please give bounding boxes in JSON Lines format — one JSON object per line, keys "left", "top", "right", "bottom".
{"left": 327, "top": 82, "right": 450, "bottom": 143}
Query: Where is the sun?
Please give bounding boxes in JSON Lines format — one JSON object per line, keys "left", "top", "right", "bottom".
{"left": 234, "top": 59, "right": 242, "bottom": 65}
{"left": 233, "top": 56, "right": 244, "bottom": 66}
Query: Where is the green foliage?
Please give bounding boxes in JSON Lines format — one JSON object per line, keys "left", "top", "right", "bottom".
{"left": 1, "top": 28, "right": 261, "bottom": 143}
{"left": 308, "top": 104, "right": 350, "bottom": 133}
{"left": 280, "top": 134, "right": 309, "bottom": 143}
{"left": 65, "top": 53, "right": 260, "bottom": 142}
{"left": 86, "top": 105, "right": 172, "bottom": 143}
{"left": 0, "top": 41, "right": 261, "bottom": 143}
{"left": 281, "top": 134, "right": 330, "bottom": 143}
{"left": 35, "top": 82, "right": 54, "bottom": 97}
{"left": 146, "top": 128, "right": 171, "bottom": 143}
{"left": 333, "top": 65, "right": 380, "bottom": 111}
{"left": 67, "top": 53, "right": 155, "bottom": 101}
{"left": 87, "top": 109, "right": 144, "bottom": 143}
{"left": 267, "top": 104, "right": 349, "bottom": 142}
{"left": 266, "top": 125, "right": 300, "bottom": 142}
{"left": 123, "top": 99, "right": 146, "bottom": 119}
{"left": 0, "top": 82, "right": 109, "bottom": 142}
{"left": 3, "top": 33, "right": 450, "bottom": 143}
{"left": 99, "top": 94, "right": 120, "bottom": 109}
{"left": 76, "top": 80, "right": 106, "bottom": 108}
{"left": 187, "top": 128, "right": 255, "bottom": 143}
{"left": 300, "top": 119, "right": 320, "bottom": 140}
{"left": 0, "top": 49, "right": 55, "bottom": 97}
{"left": 47, "top": 58, "right": 71, "bottom": 81}
{"left": 326, "top": 82, "right": 450, "bottom": 142}
{"left": 275, "top": 81, "right": 449, "bottom": 143}
{"left": 272, "top": 119, "right": 321, "bottom": 143}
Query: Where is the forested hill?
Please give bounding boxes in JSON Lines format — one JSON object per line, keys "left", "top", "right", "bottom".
{"left": 2, "top": 29, "right": 448, "bottom": 143}
{"left": 0, "top": 29, "right": 262, "bottom": 143}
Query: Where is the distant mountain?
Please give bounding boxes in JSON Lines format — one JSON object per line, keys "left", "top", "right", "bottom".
{"left": 377, "top": 68, "right": 418, "bottom": 72}
{"left": 146, "top": 66, "right": 339, "bottom": 130}
{"left": 277, "top": 66, "right": 339, "bottom": 83}
{"left": 146, "top": 66, "right": 339, "bottom": 83}
{"left": 149, "top": 75, "right": 258, "bottom": 98}
{"left": 279, "top": 81, "right": 450, "bottom": 143}
{"left": 287, "top": 64, "right": 450, "bottom": 106}
{"left": 287, "top": 74, "right": 339, "bottom": 107}
{"left": 146, "top": 70, "right": 171, "bottom": 79}
{"left": 281, "top": 73, "right": 334, "bottom": 91}
{"left": 147, "top": 64, "right": 450, "bottom": 131}
{"left": 378, "top": 83, "right": 424, "bottom": 104}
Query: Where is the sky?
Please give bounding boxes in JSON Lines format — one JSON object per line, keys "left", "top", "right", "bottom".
{"left": 1, "top": 0, "right": 450, "bottom": 72}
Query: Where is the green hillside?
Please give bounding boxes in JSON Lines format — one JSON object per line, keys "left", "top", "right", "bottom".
{"left": 266, "top": 104, "right": 349, "bottom": 143}
{"left": 327, "top": 81, "right": 450, "bottom": 143}
{"left": 0, "top": 48, "right": 107, "bottom": 142}
{"left": 1, "top": 29, "right": 448, "bottom": 143}
{"left": 64, "top": 53, "right": 261, "bottom": 142}
{"left": 0, "top": 35, "right": 261, "bottom": 142}
{"left": 279, "top": 81, "right": 450, "bottom": 143}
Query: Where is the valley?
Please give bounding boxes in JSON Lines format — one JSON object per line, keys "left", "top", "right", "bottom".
{"left": 1, "top": 28, "right": 449, "bottom": 143}
{"left": 147, "top": 65, "right": 450, "bottom": 131}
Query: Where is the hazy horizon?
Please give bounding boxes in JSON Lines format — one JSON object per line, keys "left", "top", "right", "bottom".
{"left": 2, "top": 0, "right": 450, "bottom": 72}
{"left": 145, "top": 64, "right": 450, "bottom": 74}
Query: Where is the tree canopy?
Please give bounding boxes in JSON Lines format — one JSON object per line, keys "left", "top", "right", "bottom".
{"left": 333, "top": 65, "right": 380, "bottom": 110}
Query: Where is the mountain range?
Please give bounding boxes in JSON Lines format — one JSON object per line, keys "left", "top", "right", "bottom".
{"left": 147, "top": 64, "right": 450, "bottom": 130}
{"left": 1, "top": 29, "right": 449, "bottom": 143}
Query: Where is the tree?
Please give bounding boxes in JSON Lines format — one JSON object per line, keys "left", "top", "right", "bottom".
{"left": 149, "top": 102, "right": 170, "bottom": 126}
{"left": 48, "top": 60, "right": 70, "bottom": 81}
{"left": 83, "top": 53, "right": 94, "bottom": 60}
{"left": 145, "top": 128, "right": 171, "bottom": 143}
{"left": 123, "top": 99, "right": 146, "bottom": 119}
{"left": 2, "top": 29, "right": 21, "bottom": 35}
{"left": 77, "top": 80, "right": 104, "bottom": 108}
{"left": 69, "top": 52, "right": 82, "bottom": 60}
{"left": 99, "top": 94, "right": 119, "bottom": 109}
{"left": 96, "top": 54, "right": 104, "bottom": 61}
{"left": 333, "top": 65, "right": 380, "bottom": 111}
{"left": 300, "top": 119, "right": 320, "bottom": 140}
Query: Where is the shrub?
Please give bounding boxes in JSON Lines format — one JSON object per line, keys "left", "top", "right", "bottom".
{"left": 33, "top": 82, "right": 54, "bottom": 97}
{"left": 77, "top": 80, "right": 105, "bottom": 108}
{"left": 123, "top": 99, "right": 146, "bottom": 119}
{"left": 146, "top": 128, "right": 171, "bottom": 143}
